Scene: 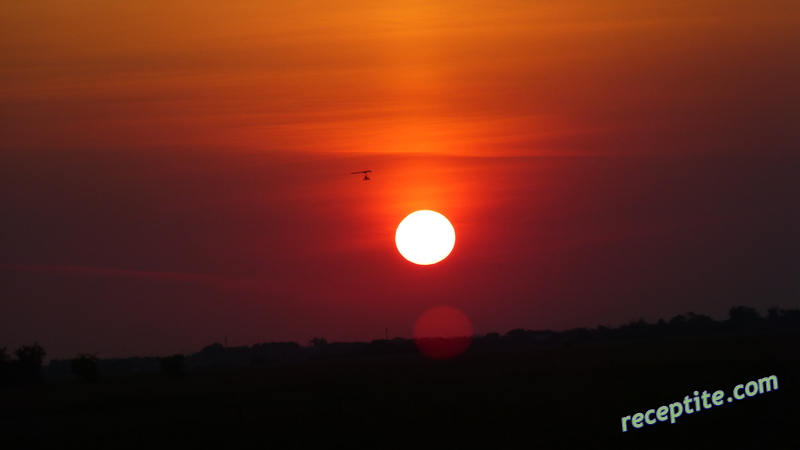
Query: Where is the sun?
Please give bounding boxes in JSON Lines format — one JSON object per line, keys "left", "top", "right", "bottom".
{"left": 395, "top": 210, "right": 456, "bottom": 265}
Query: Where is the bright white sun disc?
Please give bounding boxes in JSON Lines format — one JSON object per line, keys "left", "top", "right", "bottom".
{"left": 395, "top": 210, "right": 456, "bottom": 265}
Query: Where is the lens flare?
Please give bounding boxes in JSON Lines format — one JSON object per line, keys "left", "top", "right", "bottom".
{"left": 413, "top": 306, "right": 473, "bottom": 359}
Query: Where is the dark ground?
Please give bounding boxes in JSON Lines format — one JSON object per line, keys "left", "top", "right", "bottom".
{"left": 2, "top": 332, "right": 798, "bottom": 449}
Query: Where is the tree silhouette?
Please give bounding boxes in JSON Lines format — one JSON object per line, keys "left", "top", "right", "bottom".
{"left": 309, "top": 337, "right": 328, "bottom": 349}
{"left": 729, "top": 306, "right": 760, "bottom": 322}
{"left": 483, "top": 332, "right": 501, "bottom": 347}
{"left": 71, "top": 353, "right": 101, "bottom": 382}
{"left": 668, "top": 313, "right": 686, "bottom": 328}
{"left": 767, "top": 307, "right": 780, "bottom": 321}
{"left": 160, "top": 354, "right": 188, "bottom": 377}
{"left": 0, "top": 347, "right": 8, "bottom": 383}
{"left": 13, "top": 342, "right": 46, "bottom": 384}
{"left": 779, "top": 308, "right": 800, "bottom": 326}
{"left": 685, "top": 311, "right": 715, "bottom": 334}
{"left": 728, "top": 306, "right": 762, "bottom": 332}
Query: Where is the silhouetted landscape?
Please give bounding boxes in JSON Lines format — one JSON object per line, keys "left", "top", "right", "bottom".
{"left": 3, "top": 2, "right": 798, "bottom": 448}
{"left": 21, "top": 305, "right": 800, "bottom": 376}
{"left": 3, "top": 306, "right": 798, "bottom": 448}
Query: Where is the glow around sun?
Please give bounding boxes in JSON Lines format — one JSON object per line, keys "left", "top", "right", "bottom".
{"left": 395, "top": 210, "right": 456, "bottom": 265}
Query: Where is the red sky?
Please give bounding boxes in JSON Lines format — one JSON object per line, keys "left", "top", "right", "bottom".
{"left": 1, "top": 1, "right": 798, "bottom": 360}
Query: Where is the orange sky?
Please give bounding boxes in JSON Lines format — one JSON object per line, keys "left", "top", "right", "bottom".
{"left": 1, "top": 1, "right": 798, "bottom": 359}
{"left": 2, "top": 0, "right": 797, "bottom": 155}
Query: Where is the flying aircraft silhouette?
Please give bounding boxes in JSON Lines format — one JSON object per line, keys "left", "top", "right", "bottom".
{"left": 351, "top": 170, "right": 372, "bottom": 181}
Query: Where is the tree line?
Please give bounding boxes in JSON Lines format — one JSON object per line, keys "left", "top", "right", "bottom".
{"left": 5, "top": 305, "right": 799, "bottom": 384}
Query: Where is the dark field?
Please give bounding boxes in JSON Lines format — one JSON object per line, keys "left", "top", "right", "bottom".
{"left": 3, "top": 332, "right": 798, "bottom": 449}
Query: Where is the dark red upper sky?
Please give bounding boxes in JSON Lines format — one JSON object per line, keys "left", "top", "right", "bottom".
{"left": 1, "top": 1, "right": 798, "bottom": 360}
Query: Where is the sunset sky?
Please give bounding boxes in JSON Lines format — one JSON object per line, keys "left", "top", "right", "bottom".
{"left": 2, "top": 1, "right": 798, "bottom": 360}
